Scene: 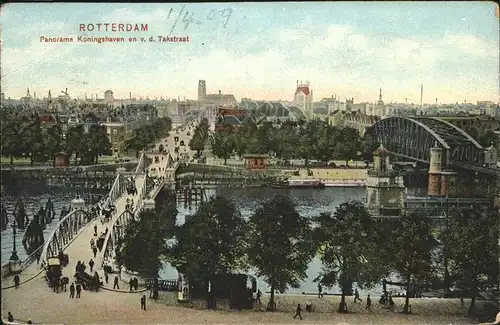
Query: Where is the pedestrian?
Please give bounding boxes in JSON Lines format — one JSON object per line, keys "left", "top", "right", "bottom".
{"left": 27, "top": 320, "right": 32, "bottom": 324}
{"left": 105, "top": 272, "right": 109, "bottom": 284}
{"left": 14, "top": 274, "right": 20, "bottom": 289}
{"left": 133, "top": 277, "right": 138, "bottom": 290}
{"left": 141, "top": 295, "right": 147, "bottom": 310}
{"left": 354, "top": 289, "right": 362, "bottom": 303}
{"left": 89, "top": 259, "right": 94, "bottom": 273}
{"left": 76, "top": 283, "right": 82, "bottom": 298}
{"left": 366, "top": 294, "right": 372, "bottom": 311}
{"left": 129, "top": 278, "right": 133, "bottom": 291}
{"left": 293, "top": 303, "right": 302, "bottom": 320}
{"left": 93, "top": 246, "right": 97, "bottom": 258}
{"left": 94, "top": 224, "right": 98, "bottom": 236}
{"left": 317, "top": 283, "right": 322, "bottom": 298}
{"left": 113, "top": 275, "right": 119, "bottom": 289}
{"left": 256, "top": 289, "right": 262, "bottom": 304}
{"left": 7, "top": 312, "right": 14, "bottom": 322}
{"left": 70, "top": 283, "right": 75, "bottom": 298}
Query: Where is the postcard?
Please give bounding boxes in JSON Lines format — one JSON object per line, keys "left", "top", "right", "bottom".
{"left": 1, "top": 2, "right": 499, "bottom": 325}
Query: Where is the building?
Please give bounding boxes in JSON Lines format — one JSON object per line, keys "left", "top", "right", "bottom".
{"left": 294, "top": 81, "right": 313, "bottom": 118}
{"left": 198, "top": 80, "right": 237, "bottom": 107}
{"left": 20, "top": 88, "right": 33, "bottom": 107}
{"left": 198, "top": 80, "right": 206, "bottom": 101}
{"left": 104, "top": 90, "right": 114, "bottom": 104}
{"left": 102, "top": 121, "right": 127, "bottom": 156}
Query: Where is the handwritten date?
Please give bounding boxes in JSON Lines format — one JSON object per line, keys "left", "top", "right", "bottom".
{"left": 166, "top": 5, "right": 233, "bottom": 36}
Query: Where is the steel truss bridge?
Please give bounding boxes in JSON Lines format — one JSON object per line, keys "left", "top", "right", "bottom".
{"left": 368, "top": 116, "right": 498, "bottom": 175}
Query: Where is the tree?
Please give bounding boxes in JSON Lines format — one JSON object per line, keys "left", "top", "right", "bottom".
{"left": 334, "top": 127, "right": 361, "bottom": 167}
{"left": 189, "top": 129, "right": 206, "bottom": 157}
{"left": 1, "top": 117, "right": 25, "bottom": 164}
{"left": 169, "top": 196, "right": 248, "bottom": 309}
{"left": 314, "top": 201, "right": 389, "bottom": 313}
{"left": 210, "top": 128, "right": 235, "bottom": 165}
{"left": 44, "top": 124, "right": 64, "bottom": 167}
{"left": 313, "top": 123, "right": 336, "bottom": 165}
{"left": 66, "top": 125, "right": 85, "bottom": 165}
{"left": 25, "top": 117, "right": 46, "bottom": 165}
{"left": 388, "top": 212, "right": 436, "bottom": 314}
{"left": 440, "top": 208, "right": 499, "bottom": 316}
{"left": 247, "top": 195, "right": 315, "bottom": 311}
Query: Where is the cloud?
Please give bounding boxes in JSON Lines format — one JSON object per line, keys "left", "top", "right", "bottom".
{"left": 1, "top": 13, "right": 498, "bottom": 104}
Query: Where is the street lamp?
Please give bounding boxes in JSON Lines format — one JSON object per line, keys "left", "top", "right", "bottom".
{"left": 9, "top": 220, "right": 19, "bottom": 262}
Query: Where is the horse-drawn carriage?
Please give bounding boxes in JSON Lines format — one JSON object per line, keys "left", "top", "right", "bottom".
{"left": 46, "top": 256, "right": 62, "bottom": 290}
{"left": 75, "top": 271, "right": 102, "bottom": 292}
{"left": 58, "top": 251, "right": 69, "bottom": 267}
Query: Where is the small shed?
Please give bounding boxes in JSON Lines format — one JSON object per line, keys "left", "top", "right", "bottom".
{"left": 54, "top": 152, "right": 69, "bottom": 167}
{"left": 243, "top": 154, "right": 268, "bottom": 170}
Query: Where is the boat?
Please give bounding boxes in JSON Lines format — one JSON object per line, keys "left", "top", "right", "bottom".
{"left": 269, "top": 177, "right": 325, "bottom": 189}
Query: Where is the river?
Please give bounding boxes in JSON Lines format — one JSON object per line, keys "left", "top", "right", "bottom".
{"left": 2, "top": 184, "right": 394, "bottom": 295}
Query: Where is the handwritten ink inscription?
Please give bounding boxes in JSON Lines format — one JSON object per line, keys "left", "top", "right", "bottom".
{"left": 166, "top": 5, "right": 233, "bottom": 35}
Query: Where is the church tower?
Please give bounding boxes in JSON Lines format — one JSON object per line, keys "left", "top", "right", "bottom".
{"left": 365, "top": 143, "right": 405, "bottom": 217}
{"left": 198, "top": 80, "right": 206, "bottom": 101}
{"left": 377, "top": 88, "right": 384, "bottom": 106}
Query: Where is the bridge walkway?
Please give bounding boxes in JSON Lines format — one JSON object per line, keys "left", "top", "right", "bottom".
{"left": 59, "top": 175, "right": 145, "bottom": 287}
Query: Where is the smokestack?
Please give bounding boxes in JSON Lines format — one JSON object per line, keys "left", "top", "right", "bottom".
{"left": 130, "top": 92, "right": 131, "bottom": 99}
{"left": 420, "top": 84, "right": 423, "bottom": 110}
{"left": 436, "top": 98, "right": 438, "bottom": 105}
{"left": 405, "top": 98, "right": 407, "bottom": 104}
{"left": 219, "top": 90, "right": 221, "bottom": 95}
{"left": 66, "top": 88, "right": 68, "bottom": 94}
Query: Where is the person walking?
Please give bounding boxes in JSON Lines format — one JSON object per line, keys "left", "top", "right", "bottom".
{"left": 129, "top": 278, "right": 133, "bottom": 291}
{"left": 256, "top": 289, "right": 262, "bottom": 305}
{"left": 69, "top": 283, "right": 75, "bottom": 298}
{"left": 76, "top": 283, "right": 82, "bottom": 298}
{"left": 89, "top": 259, "right": 94, "bottom": 273}
{"left": 317, "top": 283, "right": 323, "bottom": 298}
{"left": 366, "top": 295, "right": 372, "bottom": 311}
{"left": 7, "top": 312, "right": 14, "bottom": 322}
{"left": 14, "top": 274, "right": 20, "bottom": 289}
{"left": 293, "top": 303, "right": 303, "bottom": 320}
{"left": 92, "top": 246, "right": 97, "bottom": 258}
{"left": 113, "top": 276, "right": 119, "bottom": 289}
{"left": 354, "top": 289, "right": 362, "bottom": 303}
{"left": 105, "top": 272, "right": 109, "bottom": 284}
{"left": 141, "top": 295, "right": 147, "bottom": 310}
{"left": 94, "top": 224, "right": 98, "bottom": 236}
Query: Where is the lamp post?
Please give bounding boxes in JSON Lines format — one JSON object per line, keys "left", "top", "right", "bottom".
{"left": 9, "top": 220, "right": 19, "bottom": 262}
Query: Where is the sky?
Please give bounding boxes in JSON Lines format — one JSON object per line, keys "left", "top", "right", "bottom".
{"left": 1, "top": 2, "right": 499, "bottom": 104}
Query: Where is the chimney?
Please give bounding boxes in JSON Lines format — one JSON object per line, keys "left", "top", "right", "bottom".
{"left": 219, "top": 90, "right": 221, "bottom": 95}
{"left": 66, "top": 88, "right": 68, "bottom": 94}
{"left": 130, "top": 92, "right": 132, "bottom": 99}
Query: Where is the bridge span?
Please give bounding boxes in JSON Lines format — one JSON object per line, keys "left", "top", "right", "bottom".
{"left": 368, "top": 116, "right": 499, "bottom": 175}
{"left": 1, "top": 145, "right": 180, "bottom": 323}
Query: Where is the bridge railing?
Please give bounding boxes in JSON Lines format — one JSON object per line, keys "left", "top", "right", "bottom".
{"left": 101, "top": 174, "right": 148, "bottom": 266}
{"left": 39, "top": 173, "right": 128, "bottom": 266}
{"left": 135, "top": 152, "right": 146, "bottom": 174}
{"left": 39, "top": 208, "right": 92, "bottom": 265}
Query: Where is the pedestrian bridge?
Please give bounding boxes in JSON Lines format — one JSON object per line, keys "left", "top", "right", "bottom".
{"left": 2, "top": 150, "right": 178, "bottom": 296}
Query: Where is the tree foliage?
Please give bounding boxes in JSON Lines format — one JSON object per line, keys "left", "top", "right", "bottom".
{"left": 210, "top": 127, "right": 235, "bottom": 164}
{"left": 119, "top": 199, "right": 178, "bottom": 279}
{"left": 169, "top": 196, "right": 248, "bottom": 308}
{"left": 440, "top": 208, "right": 499, "bottom": 316}
{"left": 214, "top": 118, "right": 366, "bottom": 165}
{"left": 387, "top": 212, "right": 437, "bottom": 314}
{"left": 314, "top": 201, "right": 389, "bottom": 313}
{"left": 247, "top": 195, "right": 315, "bottom": 311}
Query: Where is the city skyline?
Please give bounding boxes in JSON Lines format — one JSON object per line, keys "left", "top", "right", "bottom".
{"left": 1, "top": 2, "right": 499, "bottom": 104}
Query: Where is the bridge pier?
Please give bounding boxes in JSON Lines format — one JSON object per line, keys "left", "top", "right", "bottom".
{"left": 427, "top": 145, "right": 458, "bottom": 197}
